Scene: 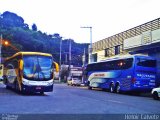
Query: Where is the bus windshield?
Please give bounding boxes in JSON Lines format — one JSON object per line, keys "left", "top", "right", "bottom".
{"left": 23, "top": 55, "right": 53, "bottom": 81}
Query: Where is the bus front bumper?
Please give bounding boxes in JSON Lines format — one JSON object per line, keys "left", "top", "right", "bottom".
{"left": 21, "top": 79, "right": 54, "bottom": 92}
{"left": 21, "top": 84, "right": 53, "bottom": 92}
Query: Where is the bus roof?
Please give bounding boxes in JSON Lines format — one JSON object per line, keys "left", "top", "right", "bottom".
{"left": 6, "top": 52, "right": 52, "bottom": 61}
{"left": 89, "top": 54, "right": 155, "bottom": 65}
{"left": 105, "top": 54, "right": 153, "bottom": 60}
{"left": 20, "top": 52, "right": 52, "bottom": 56}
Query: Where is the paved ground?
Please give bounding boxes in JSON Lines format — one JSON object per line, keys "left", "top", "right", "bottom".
{"left": 0, "top": 82, "right": 159, "bottom": 114}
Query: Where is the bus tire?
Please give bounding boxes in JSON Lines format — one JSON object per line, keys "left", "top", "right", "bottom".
{"left": 5, "top": 79, "right": 10, "bottom": 89}
{"left": 6, "top": 85, "right": 10, "bottom": 89}
{"left": 153, "top": 92, "right": 159, "bottom": 100}
{"left": 87, "top": 81, "right": 92, "bottom": 90}
{"left": 14, "top": 80, "right": 19, "bottom": 93}
{"left": 115, "top": 83, "right": 120, "bottom": 93}
{"left": 88, "top": 85, "right": 92, "bottom": 90}
{"left": 40, "top": 92, "right": 44, "bottom": 95}
{"left": 3, "top": 78, "right": 7, "bottom": 84}
{"left": 109, "top": 83, "right": 114, "bottom": 93}
{"left": 88, "top": 84, "right": 92, "bottom": 90}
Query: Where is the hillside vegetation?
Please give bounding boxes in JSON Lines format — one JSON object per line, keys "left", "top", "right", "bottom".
{"left": 0, "top": 11, "right": 89, "bottom": 65}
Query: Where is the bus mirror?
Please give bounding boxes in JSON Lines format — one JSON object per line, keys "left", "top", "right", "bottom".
{"left": 53, "top": 62, "right": 59, "bottom": 72}
{"left": 19, "top": 60, "right": 23, "bottom": 70}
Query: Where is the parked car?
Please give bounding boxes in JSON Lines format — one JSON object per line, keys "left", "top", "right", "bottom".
{"left": 67, "top": 77, "right": 81, "bottom": 86}
{"left": 151, "top": 87, "right": 160, "bottom": 100}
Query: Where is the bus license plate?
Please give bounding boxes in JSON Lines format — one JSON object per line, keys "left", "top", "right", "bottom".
{"left": 36, "top": 87, "right": 41, "bottom": 90}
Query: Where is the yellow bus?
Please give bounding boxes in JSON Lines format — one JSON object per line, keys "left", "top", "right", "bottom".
{"left": 0, "top": 64, "right": 3, "bottom": 80}
{"left": 3, "top": 52, "right": 59, "bottom": 94}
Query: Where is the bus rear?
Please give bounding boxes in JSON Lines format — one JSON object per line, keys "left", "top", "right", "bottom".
{"left": 131, "top": 56, "right": 156, "bottom": 92}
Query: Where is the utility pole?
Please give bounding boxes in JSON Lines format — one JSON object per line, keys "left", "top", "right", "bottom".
{"left": 82, "top": 48, "right": 86, "bottom": 66}
{"left": 59, "top": 38, "right": 62, "bottom": 82}
{"left": 0, "top": 34, "right": 2, "bottom": 65}
{"left": 68, "top": 39, "right": 72, "bottom": 77}
{"left": 65, "top": 53, "right": 67, "bottom": 64}
{"left": 80, "top": 26, "right": 92, "bottom": 63}
{"left": 0, "top": 34, "right": 2, "bottom": 80}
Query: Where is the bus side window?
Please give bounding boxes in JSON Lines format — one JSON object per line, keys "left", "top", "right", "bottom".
{"left": 137, "top": 58, "right": 156, "bottom": 67}
{"left": 136, "top": 58, "right": 140, "bottom": 65}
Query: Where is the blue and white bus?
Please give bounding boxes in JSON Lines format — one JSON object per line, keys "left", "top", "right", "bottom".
{"left": 84, "top": 55, "right": 157, "bottom": 93}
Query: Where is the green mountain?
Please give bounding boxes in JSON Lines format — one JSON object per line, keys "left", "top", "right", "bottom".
{"left": 0, "top": 11, "right": 89, "bottom": 65}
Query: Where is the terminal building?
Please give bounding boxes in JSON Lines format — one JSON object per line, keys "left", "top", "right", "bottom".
{"left": 90, "top": 18, "right": 160, "bottom": 82}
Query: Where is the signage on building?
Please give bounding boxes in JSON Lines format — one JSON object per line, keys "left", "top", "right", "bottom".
{"left": 124, "top": 29, "right": 160, "bottom": 50}
{"left": 141, "top": 31, "right": 152, "bottom": 45}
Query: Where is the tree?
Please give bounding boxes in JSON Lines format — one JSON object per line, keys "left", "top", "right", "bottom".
{"left": 32, "top": 23, "right": 37, "bottom": 31}
{"left": 53, "top": 33, "right": 61, "bottom": 39}
{"left": 2, "top": 11, "right": 25, "bottom": 28}
{"left": 0, "top": 11, "right": 89, "bottom": 65}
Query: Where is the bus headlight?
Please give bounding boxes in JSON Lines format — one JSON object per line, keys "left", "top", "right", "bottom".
{"left": 22, "top": 80, "right": 30, "bottom": 85}
{"left": 47, "top": 81, "right": 53, "bottom": 86}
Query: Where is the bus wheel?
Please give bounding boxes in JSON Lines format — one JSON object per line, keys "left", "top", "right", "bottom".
{"left": 88, "top": 85, "right": 92, "bottom": 90}
{"left": 115, "top": 84, "right": 120, "bottom": 93}
{"left": 15, "top": 81, "right": 19, "bottom": 92}
{"left": 6, "top": 85, "right": 10, "bottom": 89}
{"left": 40, "top": 92, "right": 44, "bottom": 95}
{"left": 87, "top": 81, "right": 92, "bottom": 90}
{"left": 109, "top": 83, "right": 114, "bottom": 93}
{"left": 4, "top": 78, "right": 10, "bottom": 89}
{"left": 153, "top": 92, "right": 159, "bottom": 100}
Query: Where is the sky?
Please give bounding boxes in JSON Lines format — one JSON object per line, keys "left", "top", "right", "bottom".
{"left": 0, "top": 0, "right": 160, "bottom": 43}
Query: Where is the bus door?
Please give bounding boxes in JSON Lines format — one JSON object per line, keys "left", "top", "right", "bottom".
{"left": 134, "top": 57, "right": 156, "bottom": 89}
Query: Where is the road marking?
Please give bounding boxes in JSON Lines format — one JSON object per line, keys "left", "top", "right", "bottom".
{"left": 108, "top": 100, "right": 123, "bottom": 104}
